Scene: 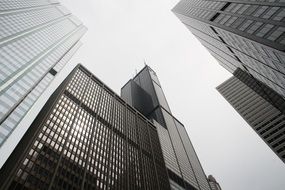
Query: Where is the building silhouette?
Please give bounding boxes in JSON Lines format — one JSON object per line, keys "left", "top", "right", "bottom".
{"left": 208, "top": 175, "right": 222, "bottom": 190}
{"left": 0, "top": 0, "right": 86, "bottom": 167}
{"left": 172, "top": 1, "right": 285, "bottom": 99}
{"left": 217, "top": 69, "right": 285, "bottom": 164}
{"left": 0, "top": 65, "right": 170, "bottom": 190}
{"left": 121, "top": 66, "right": 211, "bottom": 190}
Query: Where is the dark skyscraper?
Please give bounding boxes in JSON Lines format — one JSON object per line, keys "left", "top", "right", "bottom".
{"left": 0, "top": 65, "right": 170, "bottom": 190}
{"left": 217, "top": 68, "right": 285, "bottom": 164}
{"left": 121, "top": 66, "right": 211, "bottom": 190}
{"left": 0, "top": 0, "right": 86, "bottom": 168}
{"left": 172, "top": 1, "right": 285, "bottom": 99}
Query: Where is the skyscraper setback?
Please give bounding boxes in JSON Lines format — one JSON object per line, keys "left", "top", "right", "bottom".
{"left": 0, "top": 65, "right": 170, "bottom": 190}
{"left": 121, "top": 66, "right": 211, "bottom": 190}
{"left": 172, "top": 1, "right": 285, "bottom": 99}
{"left": 0, "top": 0, "right": 86, "bottom": 167}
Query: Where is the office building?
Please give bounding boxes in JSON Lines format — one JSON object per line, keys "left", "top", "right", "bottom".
{"left": 217, "top": 69, "right": 285, "bottom": 163}
{"left": 172, "top": 0, "right": 285, "bottom": 99}
{"left": 0, "top": 0, "right": 86, "bottom": 167}
{"left": 208, "top": 175, "right": 222, "bottom": 190}
{"left": 121, "top": 66, "right": 211, "bottom": 190}
{"left": 0, "top": 65, "right": 170, "bottom": 190}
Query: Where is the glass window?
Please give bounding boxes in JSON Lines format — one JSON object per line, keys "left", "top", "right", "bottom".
{"left": 262, "top": 7, "right": 279, "bottom": 19}
{"left": 239, "top": 20, "right": 253, "bottom": 31}
{"left": 273, "top": 8, "right": 285, "bottom": 21}
{"left": 267, "top": 27, "right": 285, "bottom": 41}
{"left": 237, "top": 5, "right": 250, "bottom": 14}
{"left": 253, "top": 6, "right": 268, "bottom": 17}
{"left": 256, "top": 24, "right": 274, "bottom": 37}
{"left": 246, "top": 22, "right": 263, "bottom": 34}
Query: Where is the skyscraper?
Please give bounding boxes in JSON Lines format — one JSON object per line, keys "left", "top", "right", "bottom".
{"left": 217, "top": 68, "right": 285, "bottom": 163}
{"left": 0, "top": 0, "right": 86, "bottom": 167}
{"left": 172, "top": 1, "right": 285, "bottom": 99}
{"left": 0, "top": 64, "right": 170, "bottom": 190}
{"left": 208, "top": 175, "right": 222, "bottom": 190}
{"left": 121, "top": 66, "right": 211, "bottom": 190}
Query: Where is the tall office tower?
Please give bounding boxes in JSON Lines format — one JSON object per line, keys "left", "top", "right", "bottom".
{"left": 0, "top": 0, "right": 87, "bottom": 167}
{"left": 207, "top": 175, "right": 222, "bottom": 190}
{"left": 217, "top": 68, "right": 285, "bottom": 163}
{"left": 172, "top": 0, "right": 285, "bottom": 99}
{"left": 121, "top": 66, "right": 211, "bottom": 190}
{"left": 0, "top": 65, "right": 171, "bottom": 190}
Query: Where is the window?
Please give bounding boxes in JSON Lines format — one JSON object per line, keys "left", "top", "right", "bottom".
{"left": 267, "top": 27, "right": 285, "bottom": 41}
{"left": 262, "top": 7, "right": 279, "bottom": 19}
{"left": 256, "top": 24, "right": 274, "bottom": 37}
{"left": 239, "top": 20, "right": 253, "bottom": 31}
{"left": 246, "top": 22, "right": 263, "bottom": 34}
{"left": 273, "top": 8, "right": 285, "bottom": 21}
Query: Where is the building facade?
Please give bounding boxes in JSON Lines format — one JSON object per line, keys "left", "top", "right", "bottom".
{"left": 172, "top": 0, "right": 285, "bottom": 99}
{"left": 208, "top": 175, "right": 222, "bottom": 190}
{"left": 121, "top": 66, "right": 211, "bottom": 190}
{"left": 217, "top": 69, "right": 285, "bottom": 163}
{"left": 0, "top": 0, "right": 86, "bottom": 167}
{"left": 0, "top": 65, "right": 171, "bottom": 190}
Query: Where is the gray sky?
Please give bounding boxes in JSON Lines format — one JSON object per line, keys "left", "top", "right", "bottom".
{"left": 58, "top": 0, "right": 285, "bottom": 189}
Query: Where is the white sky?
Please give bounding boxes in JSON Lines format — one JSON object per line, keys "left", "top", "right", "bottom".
{"left": 57, "top": 0, "right": 285, "bottom": 189}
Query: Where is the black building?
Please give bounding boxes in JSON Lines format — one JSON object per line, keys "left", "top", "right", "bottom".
{"left": 172, "top": 0, "right": 285, "bottom": 99}
{"left": 217, "top": 68, "right": 285, "bottom": 164}
{"left": 121, "top": 66, "right": 211, "bottom": 190}
{"left": 0, "top": 65, "right": 170, "bottom": 190}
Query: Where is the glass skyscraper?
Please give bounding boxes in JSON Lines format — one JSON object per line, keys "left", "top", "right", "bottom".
{"left": 0, "top": 0, "right": 86, "bottom": 167}
{"left": 172, "top": 0, "right": 285, "bottom": 99}
{"left": 121, "top": 66, "right": 211, "bottom": 190}
{"left": 0, "top": 65, "right": 170, "bottom": 190}
{"left": 217, "top": 68, "right": 285, "bottom": 164}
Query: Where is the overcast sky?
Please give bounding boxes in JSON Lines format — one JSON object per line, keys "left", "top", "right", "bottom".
{"left": 57, "top": 0, "right": 285, "bottom": 189}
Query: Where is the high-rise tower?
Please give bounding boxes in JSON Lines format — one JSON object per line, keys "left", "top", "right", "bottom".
{"left": 208, "top": 175, "right": 222, "bottom": 190}
{"left": 0, "top": 0, "right": 86, "bottom": 167}
{"left": 172, "top": 0, "right": 285, "bottom": 99}
{"left": 217, "top": 68, "right": 285, "bottom": 164}
{"left": 121, "top": 66, "right": 211, "bottom": 190}
{"left": 0, "top": 65, "right": 170, "bottom": 190}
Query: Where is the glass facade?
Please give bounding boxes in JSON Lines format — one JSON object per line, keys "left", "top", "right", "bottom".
{"left": 217, "top": 69, "right": 285, "bottom": 164}
{"left": 0, "top": 0, "right": 87, "bottom": 150}
{"left": 0, "top": 65, "right": 170, "bottom": 190}
{"left": 172, "top": 0, "right": 285, "bottom": 99}
{"left": 121, "top": 66, "right": 211, "bottom": 190}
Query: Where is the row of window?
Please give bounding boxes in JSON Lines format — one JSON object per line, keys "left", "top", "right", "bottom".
{"left": 9, "top": 67, "right": 168, "bottom": 189}
{"left": 0, "top": 27, "right": 86, "bottom": 146}
{"left": 224, "top": 3, "right": 284, "bottom": 21}
{"left": 214, "top": 14, "right": 285, "bottom": 45}
{"left": 213, "top": 27, "right": 285, "bottom": 97}
{"left": 0, "top": 0, "right": 58, "bottom": 11}
{"left": 0, "top": 18, "right": 77, "bottom": 84}
{"left": 0, "top": 5, "right": 68, "bottom": 40}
